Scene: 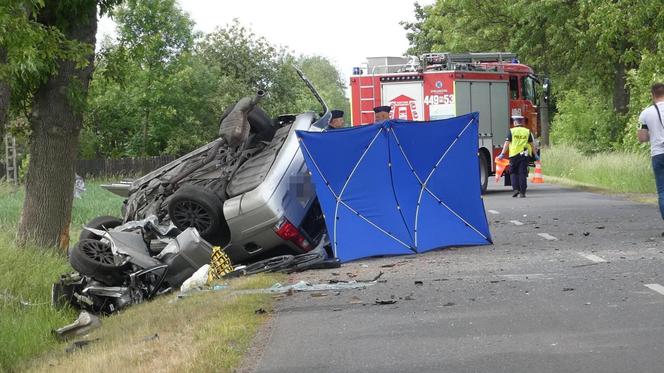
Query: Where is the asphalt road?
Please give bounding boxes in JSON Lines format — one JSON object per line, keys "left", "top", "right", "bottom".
{"left": 251, "top": 182, "right": 664, "bottom": 373}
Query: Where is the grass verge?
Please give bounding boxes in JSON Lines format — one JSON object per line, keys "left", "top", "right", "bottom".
{"left": 0, "top": 232, "right": 75, "bottom": 372}
{"left": 542, "top": 145, "right": 656, "bottom": 194}
{"left": 1, "top": 180, "right": 285, "bottom": 372}
{"left": 21, "top": 274, "right": 284, "bottom": 373}
{"left": 0, "top": 180, "right": 122, "bottom": 372}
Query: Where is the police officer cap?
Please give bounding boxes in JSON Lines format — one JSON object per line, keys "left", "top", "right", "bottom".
{"left": 330, "top": 110, "right": 344, "bottom": 119}
{"left": 373, "top": 106, "right": 391, "bottom": 113}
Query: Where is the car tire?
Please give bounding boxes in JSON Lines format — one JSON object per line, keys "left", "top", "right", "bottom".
{"left": 479, "top": 153, "right": 489, "bottom": 194}
{"left": 79, "top": 216, "right": 123, "bottom": 241}
{"left": 69, "top": 239, "right": 126, "bottom": 285}
{"left": 167, "top": 185, "right": 230, "bottom": 246}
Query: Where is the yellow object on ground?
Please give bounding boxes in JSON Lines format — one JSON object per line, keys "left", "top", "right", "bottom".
{"left": 208, "top": 246, "right": 234, "bottom": 283}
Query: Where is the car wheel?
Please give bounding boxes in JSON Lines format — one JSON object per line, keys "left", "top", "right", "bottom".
{"left": 79, "top": 216, "right": 123, "bottom": 241}
{"left": 69, "top": 239, "right": 126, "bottom": 284}
{"left": 479, "top": 153, "right": 489, "bottom": 194}
{"left": 167, "top": 185, "right": 230, "bottom": 246}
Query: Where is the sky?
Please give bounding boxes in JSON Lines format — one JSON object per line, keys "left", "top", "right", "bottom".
{"left": 97, "top": 0, "right": 435, "bottom": 85}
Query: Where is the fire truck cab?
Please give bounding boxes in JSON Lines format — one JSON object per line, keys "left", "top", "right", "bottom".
{"left": 349, "top": 52, "right": 544, "bottom": 193}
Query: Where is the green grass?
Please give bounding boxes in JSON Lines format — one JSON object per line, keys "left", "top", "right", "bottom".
{"left": 0, "top": 180, "right": 285, "bottom": 372}
{"left": 0, "top": 180, "right": 123, "bottom": 372}
{"left": 0, "top": 233, "right": 74, "bottom": 372}
{"left": 542, "top": 145, "right": 656, "bottom": 194}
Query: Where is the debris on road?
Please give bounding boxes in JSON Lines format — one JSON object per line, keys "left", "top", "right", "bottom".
{"left": 562, "top": 288, "right": 575, "bottom": 291}
{"left": 236, "top": 280, "right": 377, "bottom": 296}
{"left": 414, "top": 281, "right": 424, "bottom": 286}
{"left": 375, "top": 299, "right": 397, "bottom": 305}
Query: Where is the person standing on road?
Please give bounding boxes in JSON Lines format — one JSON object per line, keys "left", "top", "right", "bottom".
{"left": 638, "top": 83, "right": 664, "bottom": 224}
{"left": 498, "top": 115, "right": 538, "bottom": 198}
{"left": 326, "top": 109, "right": 345, "bottom": 130}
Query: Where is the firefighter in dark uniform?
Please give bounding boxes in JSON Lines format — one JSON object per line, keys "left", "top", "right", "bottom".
{"left": 373, "top": 105, "right": 391, "bottom": 123}
{"left": 498, "top": 115, "right": 538, "bottom": 198}
{"left": 326, "top": 110, "right": 345, "bottom": 130}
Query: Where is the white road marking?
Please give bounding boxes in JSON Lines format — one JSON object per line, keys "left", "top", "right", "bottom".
{"left": 488, "top": 210, "right": 500, "bottom": 215}
{"left": 644, "top": 283, "right": 664, "bottom": 296}
{"left": 509, "top": 220, "right": 524, "bottom": 226}
{"left": 537, "top": 233, "right": 558, "bottom": 241}
{"left": 577, "top": 252, "right": 607, "bottom": 263}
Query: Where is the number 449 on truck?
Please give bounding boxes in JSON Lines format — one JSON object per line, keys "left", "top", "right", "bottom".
{"left": 349, "top": 52, "right": 550, "bottom": 193}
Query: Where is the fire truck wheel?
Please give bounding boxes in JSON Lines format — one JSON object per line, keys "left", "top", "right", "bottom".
{"left": 479, "top": 154, "right": 489, "bottom": 194}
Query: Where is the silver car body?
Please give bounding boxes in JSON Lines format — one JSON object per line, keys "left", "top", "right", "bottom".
{"left": 222, "top": 112, "right": 325, "bottom": 261}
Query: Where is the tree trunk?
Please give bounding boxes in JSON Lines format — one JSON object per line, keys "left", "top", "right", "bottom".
{"left": 0, "top": 47, "right": 10, "bottom": 141}
{"left": 613, "top": 61, "right": 630, "bottom": 115}
{"left": 142, "top": 108, "right": 149, "bottom": 156}
{"left": 17, "top": 2, "right": 98, "bottom": 250}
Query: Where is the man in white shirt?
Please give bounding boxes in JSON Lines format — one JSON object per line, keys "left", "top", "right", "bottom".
{"left": 638, "top": 83, "right": 664, "bottom": 223}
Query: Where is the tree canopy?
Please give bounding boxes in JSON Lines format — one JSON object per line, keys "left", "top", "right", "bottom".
{"left": 83, "top": 12, "right": 348, "bottom": 158}
{"left": 403, "top": 0, "right": 664, "bottom": 153}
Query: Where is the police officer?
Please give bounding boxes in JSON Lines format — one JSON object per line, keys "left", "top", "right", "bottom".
{"left": 373, "top": 106, "right": 391, "bottom": 123}
{"left": 498, "top": 115, "right": 538, "bottom": 198}
{"left": 326, "top": 109, "right": 345, "bottom": 130}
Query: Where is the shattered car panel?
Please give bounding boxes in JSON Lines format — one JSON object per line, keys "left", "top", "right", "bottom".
{"left": 55, "top": 223, "right": 212, "bottom": 314}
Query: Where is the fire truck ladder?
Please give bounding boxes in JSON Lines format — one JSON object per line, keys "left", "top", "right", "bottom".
{"left": 4, "top": 133, "right": 17, "bottom": 185}
{"left": 359, "top": 74, "right": 377, "bottom": 125}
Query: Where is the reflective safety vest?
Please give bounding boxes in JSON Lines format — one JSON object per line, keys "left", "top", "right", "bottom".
{"left": 508, "top": 126, "right": 532, "bottom": 158}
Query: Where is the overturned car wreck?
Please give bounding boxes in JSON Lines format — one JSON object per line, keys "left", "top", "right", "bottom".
{"left": 104, "top": 69, "right": 329, "bottom": 264}
{"left": 54, "top": 69, "right": 337, "bottom": 314}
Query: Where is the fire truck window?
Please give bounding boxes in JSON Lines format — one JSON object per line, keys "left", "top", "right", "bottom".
{"left": 509, "top": 77, "right": 519, "bottom": 99}
{"left": 522, "top": 76, "right": 536, "bottom": 102}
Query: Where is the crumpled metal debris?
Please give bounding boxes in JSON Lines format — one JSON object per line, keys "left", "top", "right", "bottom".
{"left": 53, "top": 311, "right": 101, "bottom": 340}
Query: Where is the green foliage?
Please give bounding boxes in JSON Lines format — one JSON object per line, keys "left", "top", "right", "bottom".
{"left": 85, "top": 16, "right": 347, "bottom": 158}
{"left": 550, "top": 90, "right": 623, "bottom": 154}
{"left": 0, "top": 0, "right": 111, "bottom": 115}
{"left": 403, "top": 0, "right": 664, "bottom": 152}
{"left": 298, "top": 55, "right": 349, "bottom": 116}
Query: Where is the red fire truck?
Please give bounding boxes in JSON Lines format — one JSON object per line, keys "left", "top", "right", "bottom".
{"left": 349, "top": 52, "right": 548, "bottom": 192}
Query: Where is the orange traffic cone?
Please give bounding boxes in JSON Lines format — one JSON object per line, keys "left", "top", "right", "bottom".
{"left": 531, "top": 161, "right": 544, "bottom": 183}
{"left": 494, "top": 157, "right": 509, "bottom": 182}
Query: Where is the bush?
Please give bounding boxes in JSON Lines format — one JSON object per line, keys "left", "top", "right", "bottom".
{"left": 622, "top": 49, "right": 664, "bottom": 152}
{"left": 550, "top": 90, "right": 625, "bottom": 154}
